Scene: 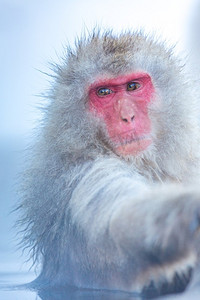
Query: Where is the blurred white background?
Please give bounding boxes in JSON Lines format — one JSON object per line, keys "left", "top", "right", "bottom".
{"left": 0, "top": 0, "right": 200, "bottom": 296}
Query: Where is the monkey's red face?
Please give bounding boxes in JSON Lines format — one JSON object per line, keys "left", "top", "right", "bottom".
{"left": 89, "top": 73, "right": 155, "bottom": 156}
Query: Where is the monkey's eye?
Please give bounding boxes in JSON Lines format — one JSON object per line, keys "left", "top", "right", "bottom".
{"left": 97, "top": 88, "right": 113, "bottom": 97}
{"left": 127, "top": 82, "right": 141, "bottom": 91}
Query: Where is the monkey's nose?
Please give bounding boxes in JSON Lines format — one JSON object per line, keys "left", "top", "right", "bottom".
{"left": 117, "top": 98, "right": 135, "bottom": 123}
{"left": 121, "top": 115, "right": 135, "bottom": 123}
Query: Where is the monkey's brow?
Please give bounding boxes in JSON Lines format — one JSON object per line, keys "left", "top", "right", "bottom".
{"left": 89, "top": 73, "right": 150, "bottom": 90}
{"left": 90, "top": 81, "right": 136, "bottom": 91}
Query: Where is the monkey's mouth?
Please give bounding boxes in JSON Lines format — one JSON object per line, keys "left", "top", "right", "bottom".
{"left": 114, "top": 135, "right": 152, "bottom": 156}
{"left": 113, "top": 134, "right": 150, "bottom": 146}
{"left": 119, "top": 135, "right": 148, "bottom": 145}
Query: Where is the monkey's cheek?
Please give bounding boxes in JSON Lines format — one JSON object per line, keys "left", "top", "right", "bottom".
{"left": 115, "top": 139, "right": 152, "bottom": 156}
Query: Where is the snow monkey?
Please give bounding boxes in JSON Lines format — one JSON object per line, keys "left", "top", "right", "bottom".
{"left": 19, "top": 31, "right": 200, "bottom": 298}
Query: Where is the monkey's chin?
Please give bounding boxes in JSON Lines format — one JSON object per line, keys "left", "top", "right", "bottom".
{"left": 115, "top": 139, "right": 152, "bottom": 156}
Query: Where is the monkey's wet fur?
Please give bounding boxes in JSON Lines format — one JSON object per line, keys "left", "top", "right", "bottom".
{"left": 18, "top": 30, "right": 200, "bottom": 299}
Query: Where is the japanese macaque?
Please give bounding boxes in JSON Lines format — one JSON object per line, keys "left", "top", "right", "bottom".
{"left": 19, "top": 31, "right": 200, "bottom": 298}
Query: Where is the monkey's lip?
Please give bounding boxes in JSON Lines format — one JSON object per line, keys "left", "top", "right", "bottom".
{"left": 114, "top": 136, "right": 152, "bottom": 155}
{"left": 114, "top": 134, "right": 150, "bottom": 146}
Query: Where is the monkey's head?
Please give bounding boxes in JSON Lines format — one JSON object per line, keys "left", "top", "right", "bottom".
{"left": 47, "top": 30, "right": 199, "bottom": 177}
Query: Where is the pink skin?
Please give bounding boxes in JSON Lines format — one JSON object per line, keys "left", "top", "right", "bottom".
{"left": 88, "top": 73, "right": 155, "bottom": 156}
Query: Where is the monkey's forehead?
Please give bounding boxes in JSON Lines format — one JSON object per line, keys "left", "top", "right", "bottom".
{"left": 57, "top": 32, "right": 179, "bottom": 88}
{"left": 51, "top": 31, "right": 184, "bottom": 101}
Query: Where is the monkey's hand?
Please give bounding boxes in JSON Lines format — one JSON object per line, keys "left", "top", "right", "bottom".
{"left": 109, "top": 187, "right": 200, "bottom": 298}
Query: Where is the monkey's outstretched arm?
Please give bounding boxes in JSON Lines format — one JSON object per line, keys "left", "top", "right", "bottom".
{"left": 67, "top": 157, "right": 199, "bottom": 295}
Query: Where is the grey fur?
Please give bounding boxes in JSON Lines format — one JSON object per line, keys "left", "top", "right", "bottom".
{"left": 19, "top": 30, "right": 200, "bottom": 297}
